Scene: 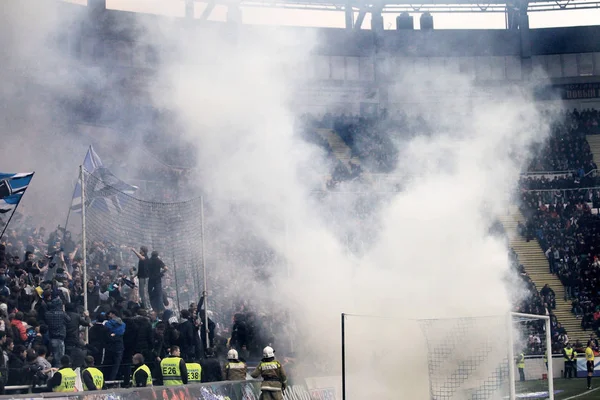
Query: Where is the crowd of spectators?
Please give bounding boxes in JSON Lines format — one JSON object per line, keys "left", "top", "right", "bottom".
{"left": 519, "top": 109, "right": 600, "bottom": 344}
{"left": 519, "top": 172, "right": 599, "bottom": 191}
{"left": 0, "top": 214, "right": 291, "bottom": 393}
{"left": 528, "top": 110, "right": 596, "bottom": 172}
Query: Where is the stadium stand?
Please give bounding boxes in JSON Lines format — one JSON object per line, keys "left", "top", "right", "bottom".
{"left": 510, "top": 109, "right": 600, "bottom": 351}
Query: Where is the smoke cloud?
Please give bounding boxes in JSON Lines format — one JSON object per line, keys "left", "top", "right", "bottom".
{"left": 141, "top": 10, "right": 553, "bottom": 399}
{"left": 2, "top": 1, "right": 555, "bottom": 397}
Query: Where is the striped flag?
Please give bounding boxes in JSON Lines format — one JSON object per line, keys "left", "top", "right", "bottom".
{"left": 0, "top": 172, "right": 34, "bottom": 214}
{"left": 71, "top": 146, "right": 137, "bottom": 213}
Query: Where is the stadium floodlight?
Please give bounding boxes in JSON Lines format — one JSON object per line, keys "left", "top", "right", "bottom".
{"left": 341, "top": 312, "right": 553, "bottom": 400}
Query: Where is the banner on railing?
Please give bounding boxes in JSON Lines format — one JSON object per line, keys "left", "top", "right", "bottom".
{"left": 577, "top": 358, "right": 600, "bottom": 377}
{"left": 5, "top": 381, "right": 262, "bottom": 400}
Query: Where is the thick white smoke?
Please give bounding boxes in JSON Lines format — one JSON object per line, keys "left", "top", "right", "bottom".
{"left": 142, "top": 9, "right": 553, "bottom": 398}
{"left": 2, "top": 1, "right": 554, "bottom": 397}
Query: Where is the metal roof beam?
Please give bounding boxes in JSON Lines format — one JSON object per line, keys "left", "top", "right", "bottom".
{"left": 355, "top": 8, "right": 367, "bottom": 29}
{"left": 200, "top": 1, "right": 216, "bottom": 20}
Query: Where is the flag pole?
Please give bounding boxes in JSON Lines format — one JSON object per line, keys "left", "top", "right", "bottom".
{"left": 65, "top": 146, "right": 91, "bottom": 232}
{"left": 172, "top": 254, "right": 182, "bottom": 312}
{"left": 63, "top": 182, "right": 78, "bottom": 233}
{"left": 0, "top": 172, "right": 35, "bottom": 240}
{"left": 81, "top": 165, "right": 89, "bottom": 343}
{"left": 200, "top": 196, "right": 209, "bottom": 351}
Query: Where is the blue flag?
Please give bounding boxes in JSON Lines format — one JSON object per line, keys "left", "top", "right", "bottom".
{"left": 71, "top": 146, "right": 137, "bottom": 213}
{"left": 0, "top": 172, "right": 34, "bottom": 214}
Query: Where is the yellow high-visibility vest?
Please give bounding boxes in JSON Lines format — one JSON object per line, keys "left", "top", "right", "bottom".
{"left": 564, "top": 348, "right": 574, "bottom": 361}
{"left": 186, "top": 363, "right": 202, "bottom": 383}
{"left": 516, "top": 353, "right": 525, "bottom": 369}
{"left": 54, "top": 368, "right": 77, "bottom": 392}
{"left": 161, "top": 357, "right": 183, "bottom": 386}
{"left": 133, "top": 364, "right": 153, "bottom": 386}
{"left": 83, "top": 367, "right": 104, "bottom": 391}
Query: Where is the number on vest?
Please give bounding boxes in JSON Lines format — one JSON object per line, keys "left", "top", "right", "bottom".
{"left": 163, "top": 366, "right": 177, "bottom": 375}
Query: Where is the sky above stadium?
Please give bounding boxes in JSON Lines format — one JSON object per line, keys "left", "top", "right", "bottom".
{"left": 64, "top": 0, "right": 600, "bottom": 29}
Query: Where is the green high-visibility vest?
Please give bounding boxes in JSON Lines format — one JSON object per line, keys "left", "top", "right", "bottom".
{"left": 133, "top": 364, "right": 153, "bottom": 386}
{"left": 186, "top": 363, "right": 202, "bottom": 383}
{"left": 54, "top": 368, "right": 77, "bottom": 392}
{"left": 83, "top": 367, "right": 104, "bottom": 391}
{"left": 161, "top": 357, "right": 183, "bottom": 386}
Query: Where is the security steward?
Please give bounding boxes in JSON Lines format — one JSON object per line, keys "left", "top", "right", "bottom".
{"left": 47, "top": 355, "right": 77, "bottom": 393}
{"left": 251, "top": 346, "right": 288, "bottom": 400}
{"left": 159, "top": 345, "right": 188, "bottom": 386}
{"left": 82, "top": 355, "right": 104, "bottom": 390}
{"left": 132, "top": 353, "right": 153, "bottom": 387}
{"left": 186, "top": 359, "right": 202, "bottom": 384}
{"left": 563, "top": 343, "right": 576, "bottom": 379}
{"left": 516, "top": 352, "right": 525, "bottom": 382}
{"left": 224, "top": 349, "right": 247, "bottom": 381}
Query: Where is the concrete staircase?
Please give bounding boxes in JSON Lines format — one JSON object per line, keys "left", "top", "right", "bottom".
{"left": 586, "top": 135, "right": 600, "bottom": 167}
{"left": 499, "top": 206, "right": 587, "bottom": 345}
{"left": 316, "top": 128, "right": 360, "bottom": 169}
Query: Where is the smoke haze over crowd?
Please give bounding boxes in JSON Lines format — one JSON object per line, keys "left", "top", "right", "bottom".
{"left": 1, "top": 1, "right": 556, "bottom": 397}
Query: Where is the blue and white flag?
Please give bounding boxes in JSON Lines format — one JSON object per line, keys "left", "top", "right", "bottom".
{"left": 0, "top": 172, "right": 34, "bottom": 214}
{"left": 71, "top": 146, "right": 137, "bottom": 213}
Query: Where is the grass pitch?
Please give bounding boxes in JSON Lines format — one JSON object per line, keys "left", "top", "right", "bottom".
{"left": 517, "top": 378, "right": 600, "bottom": 399}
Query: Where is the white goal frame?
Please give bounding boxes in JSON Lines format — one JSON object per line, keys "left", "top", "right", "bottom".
{"left": 340, "top": 311, "right": 554, "bottom": 400}
{"left": 508, "top": 312, "right": 554, "bottom": 400}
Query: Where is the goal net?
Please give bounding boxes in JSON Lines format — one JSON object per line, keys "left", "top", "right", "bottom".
{"left": 80, "top": 169, "right": 204, "bottom": 311}
{"left": 342, "top": 312, "right": 553, "bottom": 400}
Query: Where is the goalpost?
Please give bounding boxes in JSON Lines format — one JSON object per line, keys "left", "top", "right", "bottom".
{"left": 341, "top": 312, "right": 553, "bottom": 400}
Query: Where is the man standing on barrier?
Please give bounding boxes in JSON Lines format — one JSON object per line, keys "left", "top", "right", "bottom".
{"left": 131, "top": 246, "right": 150, "bottom": 309}
{"left": 251, "top": 346, "right": 287, "bottom": 400}
{"left": 224, "top": 349, "right": 247, "bottom": 381}
{"left": 158, "top": 345, "right": 188, "bottom": 386}
{"left": 46, "top": 355, "right": 77, "bottom": 393}
{"left": 147, "top": 251, "right": 168, "bottom": 312}
{"left": 132, "top": 353, "right": 153, "bottom": 387}
{"left": 82, "top": 355, "right": 104, "bottom": 391}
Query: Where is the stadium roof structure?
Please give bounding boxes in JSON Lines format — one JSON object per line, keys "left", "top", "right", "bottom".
{"left": 234, "top": 0, "right": 600, "bottom": 13}
{"left": 187, "top": 0, "right": 600, "bottom": 30}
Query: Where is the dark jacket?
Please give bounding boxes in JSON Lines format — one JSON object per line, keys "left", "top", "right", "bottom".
{"left": 65, "top": 311, "right": 91, "bottom": 348}
{"left": 44, "top": 298, "right": 70, "bottom": 340}
{"left": 133, "top": 316, "right": 153, "bottom": 354}
{"left": 177, "top": 319, "right": 195, "bottom": 359}
{"left": 86, "top": 287, "right": 101, "bottom": 314}
{"left": 123, "top": 317, "right": 138, "bottom": 355}
{"left": 147, "top": 256, "right": 164, "bottom": 281}
{"left": 88, "top": 322, "right": 110, "bottom": 364}
{"left": 200, "top": 357, "right": 223, "bottom": 383}
{"left": 7, "top": 352, "right": 26, "bottom": 385}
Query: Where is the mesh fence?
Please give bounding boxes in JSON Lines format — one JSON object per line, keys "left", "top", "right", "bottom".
{"left": 343, "top": 314, "right": 552, "bottom": 400}
{"left": 82, "top": 170, "right": 203, "bottom": 311}
{"left": 419, "top": 315, "right": 551, "bottom": 400}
